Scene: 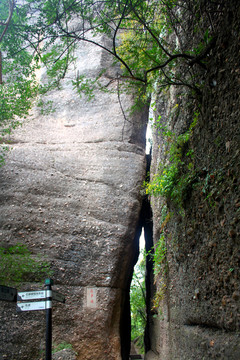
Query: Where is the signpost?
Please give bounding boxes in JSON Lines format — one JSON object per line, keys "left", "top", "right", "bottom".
{"left": 45, "top": 279, "right": 53, "bottom": 360}
{"left": 17, "top": 290, "right": 52, "bottom": 301}
{"left": 15, "top": 279, "right": 65, "bottom": 360}
{"left": 0, "top": 285, "right": 17, "bottom": 302}
{"left": 0, "top": 280, "right": 65, "bottom": 360}
{"left": 17, "top": 300, "right": 51, "bottom": 312}
{"left": 52, "top": 291, "right": 65, "bottom": 303}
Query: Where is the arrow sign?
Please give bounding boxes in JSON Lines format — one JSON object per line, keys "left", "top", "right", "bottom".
{"left": 52, "top": 291, "right": 65, "bottom": 303}
{"left": 17, "top": 290, "right": 52, "bottom": 301}
{"left": 17, "top": 300, "right": 52, "bottom": 312}
{"left": 0, "top": 285, "right": 17, "bottom": 302}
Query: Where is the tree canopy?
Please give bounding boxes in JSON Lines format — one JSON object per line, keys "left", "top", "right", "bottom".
{"left": 0, "top": 0, "right": 221, "bottom": 161}
{"left": 0, "top": 0, "right": 38, "bottom": 163}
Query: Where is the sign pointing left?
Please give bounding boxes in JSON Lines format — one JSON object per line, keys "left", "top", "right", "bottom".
{"left": 0, "top": 285, "right": 17, "bottom": 302}
{"left": 17, "top": 301, "right": 52, "bottom": 312}
{"left": 17, "top": 290, "right": 52, "bottom": 301}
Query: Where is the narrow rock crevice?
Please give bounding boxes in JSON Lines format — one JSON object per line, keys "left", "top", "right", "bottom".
{"left": 140, "top": 153, "right": 154, "bottom": 354}
{"left": 120, "top": 153, "right": 153, "bottom": 359}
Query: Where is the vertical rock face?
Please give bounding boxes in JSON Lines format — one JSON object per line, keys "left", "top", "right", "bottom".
{"left": 147, "top": 2, "right": 240, "bottom": 359}
{"left": 0, "top": 39, "right": 148, "bottom": 359}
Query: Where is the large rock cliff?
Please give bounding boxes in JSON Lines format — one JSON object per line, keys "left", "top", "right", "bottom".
{"left": 147, "top": 1, "right": 240, "bottom": 359}
{"left": 1, "top": 1, "right": 240, "bottom": 360}
{"left": 0, "top": 38, "right": 148, "bottom": 359}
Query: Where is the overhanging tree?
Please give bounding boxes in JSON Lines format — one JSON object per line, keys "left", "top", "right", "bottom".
{"left": 37, "top": 0, "right": 219, "bottom": 99}
{"left": 1, "top": 0, "right": 221, "bottom": 99}
{"left": 0, "top": 0, "right": 222, "bottom": 164}
{"left": 0, "top": 0, "right": 39, "bottom": 164}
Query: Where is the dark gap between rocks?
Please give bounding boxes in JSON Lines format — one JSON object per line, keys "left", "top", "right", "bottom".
{"left": 120, "top": 154, "right": 153, "bottom": 359}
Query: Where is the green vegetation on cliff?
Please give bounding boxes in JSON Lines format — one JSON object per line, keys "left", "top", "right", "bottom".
{"left": 145, "top": 111, "right": 198, "bottom": 208}
{"left": 0, "top": 243, "right": 52, "bottom": 285}
{"left": 1, "top": 0, "right": 218, "bottom": 145}
{"left": 0, "top": 0, "right": 39, "bottom": 163}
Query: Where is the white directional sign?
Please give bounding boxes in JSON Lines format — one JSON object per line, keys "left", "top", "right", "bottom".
{"left": 16, "top": 279, "right": 66, "bottom": 360}
{"left": 17, "top": 290, "right": 52, "bottom": 301}
{"left": 17, "top": 300, "right": 52, "bottom": 312}
{"left": 52, "top": 291, "right": 65, "bottom": 303}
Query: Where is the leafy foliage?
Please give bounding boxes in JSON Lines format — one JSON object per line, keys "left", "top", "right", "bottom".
{"left": 1, "top": 0, "right": 220, "bottom": 105}
{"left": 130, "top": 250, "right": 146, "bottom": 354}
{"left": 52, "top": 342, "right": 73, "bottom": 354}
{"left": 0, "top": 243, "right": 52, "bottom": 285}
{"left": 0, "top": 0, "right": 39, "bottom": 163}
{"left": 152, "top": 235, "right": 167, "bottom": 278}
{"left": 145, "top": 111, "right": 198, "bottom": 207}
{"left": 149, "top": 207, "right": 171, "bottom": 310}
{"left": 0, "top": 0, "right": 220, "bottom": 159}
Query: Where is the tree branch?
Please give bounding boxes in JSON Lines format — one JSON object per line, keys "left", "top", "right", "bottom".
{"left": 129, "top": 0, "right": 173, "bottom": 58}
{"left": 0, "top": 0, "right": 15, "bottom": 43}
{"left": 0, "top": 0, "right": 15, "bottom": 85}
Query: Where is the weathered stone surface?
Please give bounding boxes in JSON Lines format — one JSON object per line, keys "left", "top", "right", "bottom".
{"left": 148, "top": 1, "right": 240, "bottom": 359}
{"left": 52, "top": 349, "right": 76, "bottom": 360}
{"left": 0, "top": 37, "right": 148, "bottom": 359}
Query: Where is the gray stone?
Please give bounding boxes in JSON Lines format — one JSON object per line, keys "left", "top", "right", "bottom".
{"left": 52, "top": 349, "right": 76, "bottom": 360}
{"left": 148, "top": 1, "right": 240, "bottom": 359}
{"left": 145, "top": 351, "right": 158, "bottom": 360}
{"left": 0, "top": 34, "right": 148, "bottom": 360}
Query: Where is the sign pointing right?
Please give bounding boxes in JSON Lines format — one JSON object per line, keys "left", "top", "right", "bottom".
{"left": 0, "top": 285, "right": 17, "bottom": 302}
{"left": 52, "top": 291, "right": 65, "bottom": 303}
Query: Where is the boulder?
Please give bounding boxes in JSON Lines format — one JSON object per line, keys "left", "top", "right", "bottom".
{"left": 0, "top": 37, "right": 148, "bottom": 360}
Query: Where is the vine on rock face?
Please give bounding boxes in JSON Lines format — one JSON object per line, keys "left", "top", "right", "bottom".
{"left": 145, "top": 109, "right": 199, "bottom": 311}
{"left": 150, "top": 206, "right": 171, "bottom": 311}
{"left": 145, "top": 111, "right": 199, "bottom": 209}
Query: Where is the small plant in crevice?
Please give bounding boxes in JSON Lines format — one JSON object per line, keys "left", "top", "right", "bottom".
{"left": 151, "top": 234, "right": 168, "bottom": 311}
{"left": 150, "top": 205, "right": 174, "bottom": 311}
{"left": 149, "top": 207, "right": 170, "bottom": 311}
{"left": 145, "top": 111, "right": 199, "bottom": 208}
{"left": 153, "top": 234, "right": 167, "bottom": 278}
{"left": 52, "top": 342, "right": 74, "bottom": 354}
{"left": 0, "top": 243, "right": 52, "bottom": 285}
{"left": 0, "top": 145, "right": 9, "bottom": 166}
{"left": 198, "top": 168, "right": 226, "bottom": 209}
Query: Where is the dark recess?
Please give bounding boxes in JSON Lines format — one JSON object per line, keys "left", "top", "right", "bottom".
{"left": 120, "top": 153, "right": 154, "bottom": 359}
